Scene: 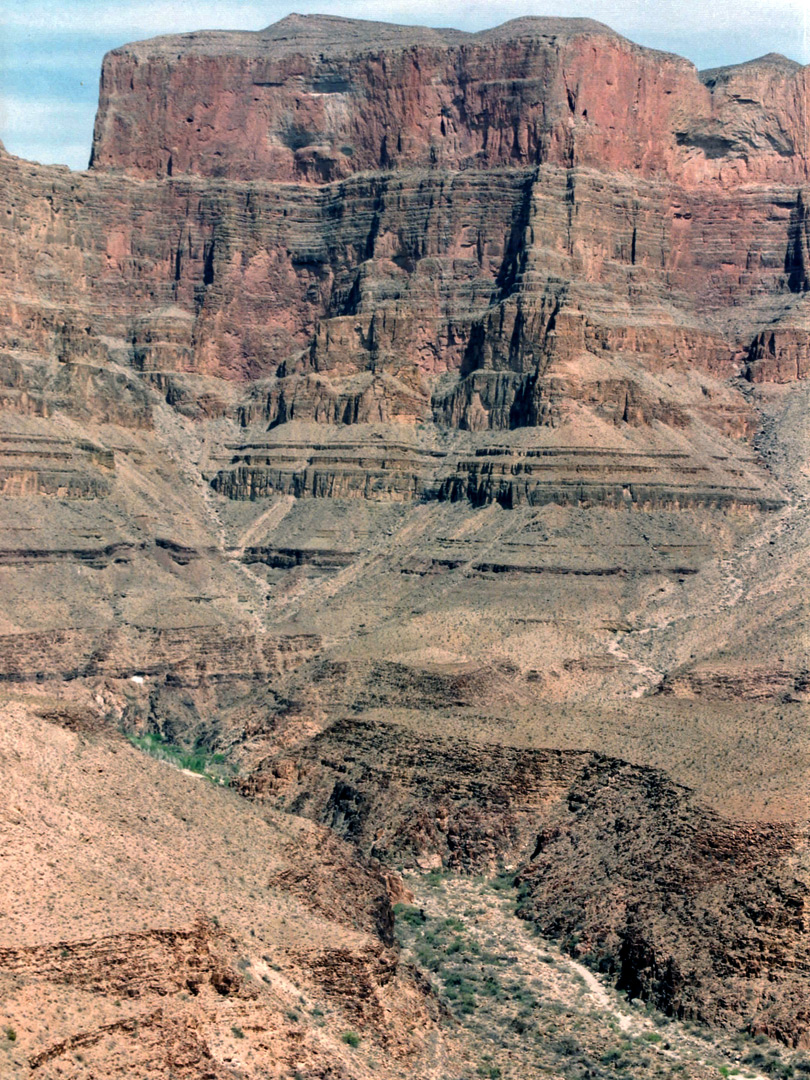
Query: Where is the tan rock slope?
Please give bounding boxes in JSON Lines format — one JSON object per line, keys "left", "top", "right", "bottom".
{"left": 0, "top": 701, "right": 449, "bottom": 1079}
{"left": 1, "top": 11, "right": 810, "bottom": 1059}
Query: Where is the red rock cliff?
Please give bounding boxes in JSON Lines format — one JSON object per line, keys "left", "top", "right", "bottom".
{"left": 4, "top": 14, "right": 810, "bottom": 408}
{"left": 90, "top": 14, "right": 808, "bottom": 187}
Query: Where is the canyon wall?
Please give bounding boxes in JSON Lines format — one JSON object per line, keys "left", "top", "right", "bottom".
{"left": 2, "top": 12, "right": 810, "bottom": 1056}
{"left": 2, "top": 16, "right": 808, "bottom": 416}
{"left": 90, "top": 15, "right": 808, "bottom": 187}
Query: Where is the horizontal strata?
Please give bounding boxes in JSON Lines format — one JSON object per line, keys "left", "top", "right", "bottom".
{"left": 0, "top": 626, "right": 320, "bottom": 684}
{"left": 209, "top": 442, "right": 782, "bottom": 510}
{"left": 0, "top": 432, "right": 115, "bottom": 497}
{"left": 91, "top": 15, "right": 808, "bottom": 186}
{"left": 2, "top": 150, "right": 807, "bottom": 400}
{"left": 0, "top": 537, "right": 201, "bottom": 568}
{"left": 658, "top": 666, "right": 810, "bottom": 701}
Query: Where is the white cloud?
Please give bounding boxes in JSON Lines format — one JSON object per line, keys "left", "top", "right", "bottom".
{"left": 0, "top": 97, "right": 92, "bottom": 138}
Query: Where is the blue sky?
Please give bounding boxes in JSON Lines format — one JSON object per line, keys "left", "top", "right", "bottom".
{"left": 1, "top": 1, "right": 807, "bottom": 171}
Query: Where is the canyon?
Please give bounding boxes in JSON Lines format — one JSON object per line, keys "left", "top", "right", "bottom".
{"left": 1, "top": 13, "right": 810, "bottom": 1078}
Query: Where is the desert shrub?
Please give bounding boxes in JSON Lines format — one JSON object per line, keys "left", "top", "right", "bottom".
{"left": 504, "top": 981, "right": 535, "bottom": 1007}
{"left": 764, "top": 1063, "right": 793, "bottom": 1079}
{"left": 553, "top": 1035, "right": 581, "bottom": 1056}
{"left": 342, "top": 1031, "right": 361, "bottom": 1048}
{"left": 415, "top": 944, "right": 442, "bottom": 971}
{"left": 457, "top": 990, "right": 477, "bottom": 1014}
{"left": 393, "top": 903, "right": 426, "bottom": 927}
{"left": 423, "top": 870, "right": 446, "bottom": 886}
{"left": 441, "top": 917, "right": 465, "bottom": 932}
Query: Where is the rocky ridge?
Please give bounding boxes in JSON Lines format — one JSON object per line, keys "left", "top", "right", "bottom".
{"left": 0, "top": 702, "right": 449, "bottom": 1079}
{"left": 256, "top": 717, "right": 810, "bottom": 1042}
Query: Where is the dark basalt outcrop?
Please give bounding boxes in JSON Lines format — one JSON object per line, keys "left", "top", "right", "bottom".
{"left": 254, "top": 717, "right": 810, "bottom": 1044}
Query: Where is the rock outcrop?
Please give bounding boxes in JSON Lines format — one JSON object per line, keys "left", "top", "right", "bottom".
{"left": 91, "top": 16, "right": 808, "bottom": 187}
{"left": 253, "top": 716, "right": 810, "bottom": 1043}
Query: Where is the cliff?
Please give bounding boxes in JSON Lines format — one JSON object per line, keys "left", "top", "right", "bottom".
{"left": 2, "top": 17, "right": 806, "bottom": 437}
{"left": 91, "top": 15, "right": 807, "bottom": 187}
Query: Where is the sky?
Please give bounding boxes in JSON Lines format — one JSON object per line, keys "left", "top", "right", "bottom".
{"left": 1, "top": 1, "right": 808, "bottom": 171}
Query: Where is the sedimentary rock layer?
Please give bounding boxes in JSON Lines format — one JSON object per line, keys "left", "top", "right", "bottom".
{"left": 91, "top": 16, "right": 809, "bottom": 187}
{"left": 256, "top": 717, "right": 810, "bottom": 1044}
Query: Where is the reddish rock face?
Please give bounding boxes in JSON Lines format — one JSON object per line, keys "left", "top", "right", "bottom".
{"left": 0, "top": 13, "right": 803, "bottom": 413}
{"left": 90, "top": 15, "right": 808, "bottom": 188}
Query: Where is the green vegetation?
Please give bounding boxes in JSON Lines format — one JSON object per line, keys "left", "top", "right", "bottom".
{"left": 393, "top": 893, "right": 537, "bottom": 1031}
{"left": 125, "top": 731, "right": 236, "bottom": 784}
{"left": 423, "top": 869, "right": 448, "bottom": 887}
{"left": 393, "top": 903, "right": 426, "bottom": 927}
{"left": 342, "top": 1030, "right": 361, "bottom": 1048}
{"left": 743, "top": 1048, "right": 797, "bottom": 1077}
{"left": 231, "top": 1025, "right": 245, "bottom": 1039}
{"left": 4, "top": 1027, "right": 16, "bottom": 1043}
{"left": 393, "top": 872, "right": 809, "bottom": 1080}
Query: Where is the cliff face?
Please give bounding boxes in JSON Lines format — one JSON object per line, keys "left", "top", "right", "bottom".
{"left": 4, "top": 17, "right": 807, "bottom": 433}
{"left": 2, "top": 12, "right": 810, "bottom": 1058}
{"left": 90, "top": 15, "right": 808, "bottom": 187}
